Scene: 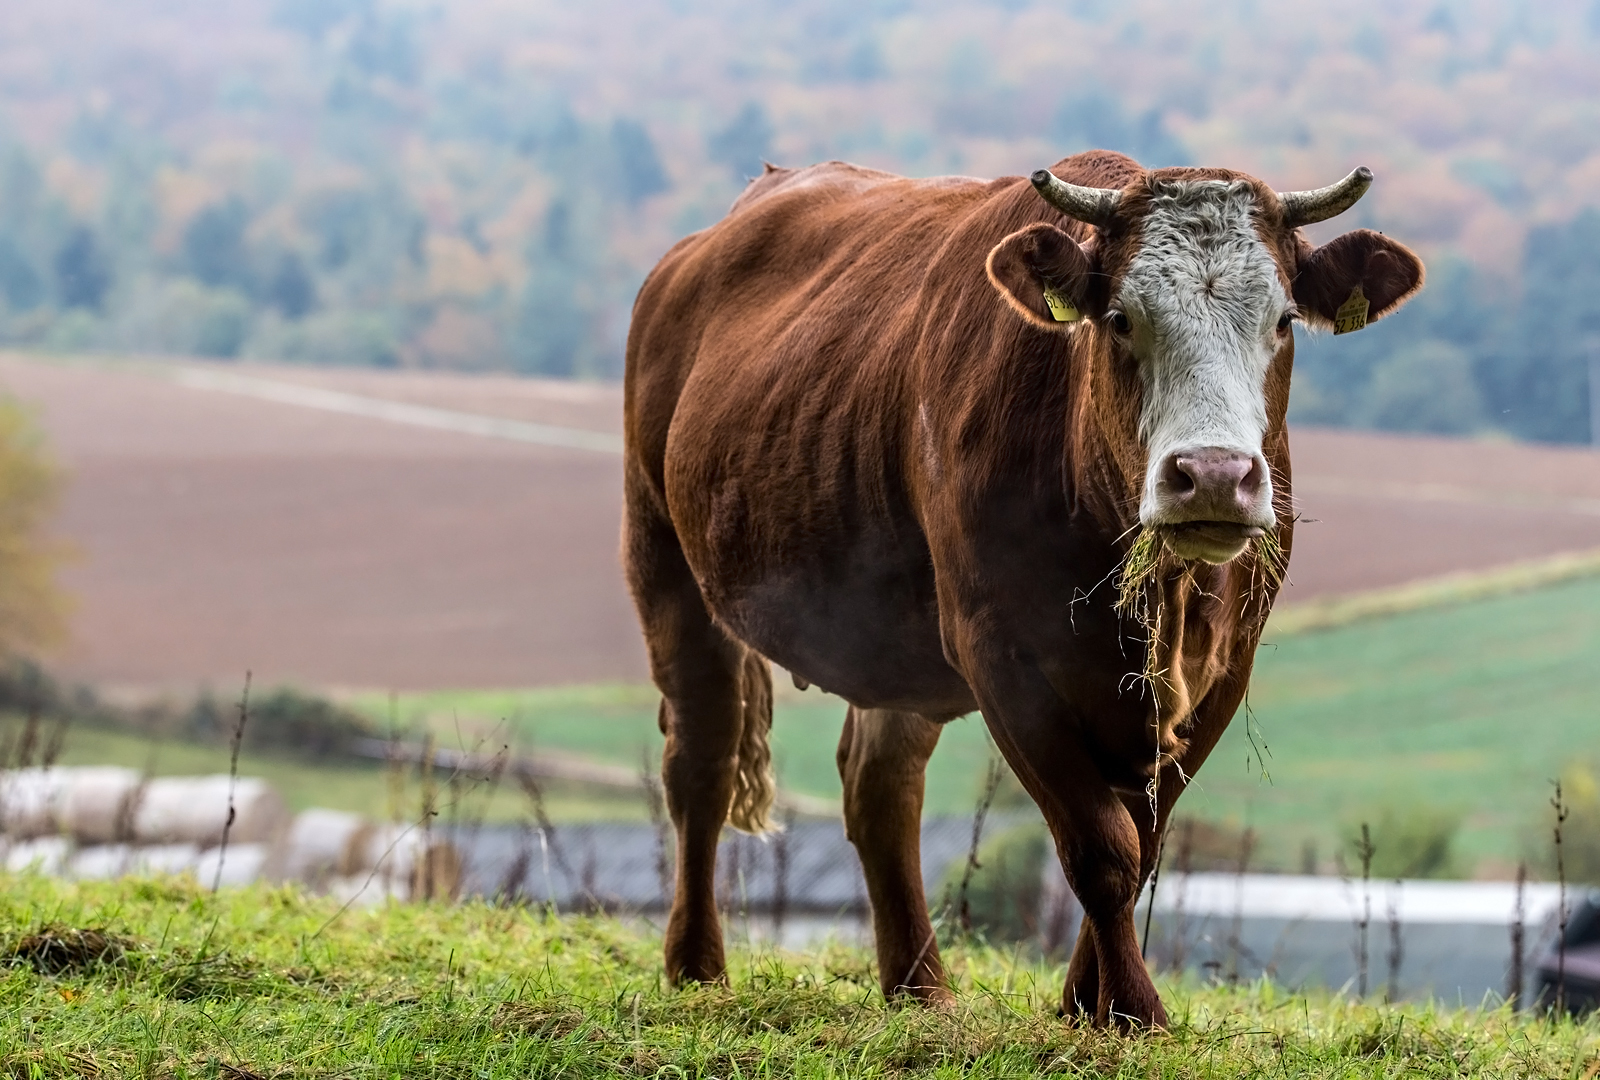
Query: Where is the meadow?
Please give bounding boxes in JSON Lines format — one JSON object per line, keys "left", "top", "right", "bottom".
{"left": 346, "top": 571, "right": 1600, "bottom": 872}
{"left": 2, "top": 873, "right": 1597, "bottom": 1078}
{"left": 42, "top": 569, "right": 1600, "bottom": 876}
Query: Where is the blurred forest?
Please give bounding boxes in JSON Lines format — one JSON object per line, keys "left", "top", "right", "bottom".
{"left": 2, "top": 0, "right": 1600, "bottom": 440}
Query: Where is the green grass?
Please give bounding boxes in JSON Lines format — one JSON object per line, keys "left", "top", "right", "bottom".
{"left": 2, "top": 874, "right": 1596, "bottom": 1078}
{"left": 1186, "top": 573, "right": 1600, "bottom": 868}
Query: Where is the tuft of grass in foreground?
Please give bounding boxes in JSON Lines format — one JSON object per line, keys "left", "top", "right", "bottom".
{"left": 3, "top": 875, "right": 1598, "bottom": 1078}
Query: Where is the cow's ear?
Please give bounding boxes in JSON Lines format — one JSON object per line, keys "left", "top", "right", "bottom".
{"left": 986, "top": 223, "right": 1092, "bottom": 331}
{"left": 1292, "top": 229, "right": 1424, "bottom": 331}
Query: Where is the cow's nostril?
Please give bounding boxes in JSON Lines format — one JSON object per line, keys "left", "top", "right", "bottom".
{"left": 1238, "top": 456, "right": 1266, "bottom": 499}
{"left": 1161, "top": 454, "right": 1197, "bottom": 495}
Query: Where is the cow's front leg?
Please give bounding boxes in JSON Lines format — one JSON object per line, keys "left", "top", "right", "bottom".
{"left": 968, "top": 666, "right": 1166, "bottom": 1030}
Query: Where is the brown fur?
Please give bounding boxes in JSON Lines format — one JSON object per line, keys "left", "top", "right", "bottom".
{"left": 623, "top": 152, "right": 1423, "bottom": 1027}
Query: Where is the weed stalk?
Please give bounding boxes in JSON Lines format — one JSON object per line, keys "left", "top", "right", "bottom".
{"left": 1551, "top": 780, "right": 1570, "bottom": 1015}
{"left": 212, "top": 672, "right": 251, "bottom": 893}
{"left": 1170, "top": 817, "right": 1195, "bottom": 973}
{"left": 640, "top": 747, "right": 671, "bottom": 912}
{"left": 1385, "top": 879, "right": 1403, "bottom": 1003}
{"left": 1141, "top": 823, "right": 1168, "bottom": 961}
{"left": 1508, "top": 860, "right": 1526, "bottom": 1009}
{"left": 1226, "top": 826, "right": 1255, "bottom": 986}
{"left": 956, "top": 752, "right": 1004, "bottom": 936}
{"left": 1355, "top": 822, "right": 1374, "bottom": 999}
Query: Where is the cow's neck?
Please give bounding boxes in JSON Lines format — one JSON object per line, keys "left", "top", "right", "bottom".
{"left": 1065, "top": 353, "right": 1275, "bottom": 760}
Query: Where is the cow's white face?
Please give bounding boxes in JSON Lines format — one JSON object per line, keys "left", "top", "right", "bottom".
{"left": 988, "top": 162, "right": 1424, "bottom": 565}
{"left": 1115, "top": 179, "right": 1286, "bottom": 563}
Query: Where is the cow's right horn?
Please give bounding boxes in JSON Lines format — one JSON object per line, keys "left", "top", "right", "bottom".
{"left": 1030, "top": 169, "right": 1121, "bottom": 226}
{"left": 1277, "top": 166, "right": 1374, "bottom": 227}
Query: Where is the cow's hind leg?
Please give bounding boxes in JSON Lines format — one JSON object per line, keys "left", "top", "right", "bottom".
{"left": 1061, "top": 916, "right": 1100, "bottom": 1020}
{"left": 626, "top": 491, "right": 772, "bottom": 985}
{"left": 836, "top": 706, "right": 953, "bottom": 1005}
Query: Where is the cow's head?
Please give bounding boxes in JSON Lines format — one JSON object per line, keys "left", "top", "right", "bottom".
{"left": 986, "top": 164, "right": 1423, "bottom": 563}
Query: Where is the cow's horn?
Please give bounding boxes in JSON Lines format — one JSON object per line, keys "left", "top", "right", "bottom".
{"left": 1277, "top": 166, "right": 1374, "bottom": 227}
{"left": 1030, "top": 169, "right": 1121, "bottom": 226}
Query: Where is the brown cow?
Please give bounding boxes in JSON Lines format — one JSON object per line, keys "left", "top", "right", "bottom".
{"left": 623, "top": 151, "right": 1422, "bottom": 1028}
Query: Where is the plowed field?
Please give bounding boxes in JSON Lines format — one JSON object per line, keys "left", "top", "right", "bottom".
{"left": 4, "top": 352, "right": 1598, "bottom": 692}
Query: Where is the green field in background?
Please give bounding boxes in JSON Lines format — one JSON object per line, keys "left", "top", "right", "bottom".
{"left": 351, "top": 573, "right": 1600, "bottom": 870}
{"left": 40, "top": 573, "right": 1600, "bottom": 872}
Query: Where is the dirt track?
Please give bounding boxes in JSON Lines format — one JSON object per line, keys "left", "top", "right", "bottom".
{"left": 3, "top": 352, "right": 1599, "bottom": 692}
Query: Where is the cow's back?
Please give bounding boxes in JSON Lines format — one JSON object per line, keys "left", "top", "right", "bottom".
{"left": 625, "top": 162, "right": 999, "bottom": 501}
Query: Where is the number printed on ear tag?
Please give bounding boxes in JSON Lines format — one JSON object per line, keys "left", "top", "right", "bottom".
{"left": 1042, "top": 286, "right": 1080, "bottom": 323}
{"left": 1333, "top": 285, "right": 1369, "bottom": 335}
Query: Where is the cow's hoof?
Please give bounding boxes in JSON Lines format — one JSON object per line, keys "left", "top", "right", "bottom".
{"left": 1101, "top": 994, "right": 1167, "bottom": 1033}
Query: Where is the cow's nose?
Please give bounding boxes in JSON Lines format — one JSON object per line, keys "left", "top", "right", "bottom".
{"left": 1156, "top": 447, "right": 1265, "bottom": 518}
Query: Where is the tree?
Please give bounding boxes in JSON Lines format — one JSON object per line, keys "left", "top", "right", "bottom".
{"left": 54, "top": 227, "right": 111, "bottom": 310}
{"left": 611, "top": 119, "right": 671, "bottom": 205}
{"left": 0, "top": 237, "right": 43, "bottom": 310}
{"left": 1484, "top": 210, "right": 1600, "bottom": 443}
{"left": 0, "top": 400, "right": 67, "bottom": 656}
{"left": 1052, "top": 93, "right": 1189, "bottom": 167}
{"left": 708, "top": 103, "right": 774, "bottom": 182}
{"left": 184, "top": 199, "right": 253, "bottom": 292}
{"left": 266, "top": 252, "right": 316, "bottom": 319}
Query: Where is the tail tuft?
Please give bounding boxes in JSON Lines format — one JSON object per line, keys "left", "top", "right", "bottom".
{"left": 727, "top": 652, "right": 776, "bottom": 834}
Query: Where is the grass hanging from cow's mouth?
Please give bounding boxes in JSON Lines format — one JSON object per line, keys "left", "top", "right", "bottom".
{"left": 1114, "top": 526, "right": 1171, "bottom": 701}
{"left": 1114, "top": 525, "right": 1287, "bottom": 690}
{"left": 1252, "top": 526, "right": 1288, "bottom": 606}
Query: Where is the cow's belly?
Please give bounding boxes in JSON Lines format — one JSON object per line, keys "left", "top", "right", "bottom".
{"left": 699, "top": 533, "right": 977, "bottom": 721}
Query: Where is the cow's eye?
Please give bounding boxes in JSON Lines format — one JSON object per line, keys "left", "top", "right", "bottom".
{"left": 1276, "top": 311, "right": 1295, "bottom": 333}
{"left": 1107, "top": 310, "right": 1132, "bottom": 335}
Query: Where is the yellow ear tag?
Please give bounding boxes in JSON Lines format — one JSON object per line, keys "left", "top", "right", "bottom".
{"left": 1042, "top": 286, "right": 1080, "bottom": 323}
{"left": 1333, "top": 285, "right": 1369, "bottom": 335}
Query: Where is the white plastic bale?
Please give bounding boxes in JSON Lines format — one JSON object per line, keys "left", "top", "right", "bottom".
{"left": 66, "top": 844, "right": 134, "bottom": 880}
{"left": 269, "top": 809, "right": 371, "bottom": 886}
{"left": 69, "top": 843, "right": 203, "bottom": 880}
{"left": 59, "top": 767, "right": 142, "bottom": 843}
{"left": 4, "top": 835, "right": 70, "bottom": 875}
{"left": 133, "top": 844, "right": 204, "bottom": 876}
{"left": 195, "top": 843, "right": 268, "bottom": 887}
{"left": 354, "top": 823, "right": 423, "bottom": 880}
{"left": 130, "top": 776, "right": 288, "bottom": 846}
{"left": 353, "top": 824, "right": 460, "bottom": 901}
{"left": 0, "top": 768, "right": 68, "bottom": 838}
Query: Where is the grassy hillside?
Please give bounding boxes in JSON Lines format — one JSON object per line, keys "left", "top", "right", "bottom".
{"left": 1188, "top": 572, "right": 1600, "bottom": 868}
{"left": 358, "top": 572, "right": 1600, "bottom": 871}
{"left": 38, "top": 571, "right": 1598, "bottom": 871}
{"left": 1, "top": 874, "right": 1594, "bottom": 1077}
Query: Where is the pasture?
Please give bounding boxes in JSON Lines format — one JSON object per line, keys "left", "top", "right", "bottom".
{"left": 357, "top": 569, "right": 1600, "bottom": 872}
{"left": 37, "top": 545, "right": 1600, "bottom": 877}
{"left": 2, "top": 874, "right": 1596, "bottom": 1078}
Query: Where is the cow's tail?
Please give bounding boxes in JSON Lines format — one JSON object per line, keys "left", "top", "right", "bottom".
{"left": 727, "top": 650, "right": 777, "bottom": 834}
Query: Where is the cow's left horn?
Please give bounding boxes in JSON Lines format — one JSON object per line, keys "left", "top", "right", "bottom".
{"left": 1030, "top": 169, "right": 1121, "bottom": 226}
{"left": 1277, "top": 166, "right": 1374, "bottom": 227}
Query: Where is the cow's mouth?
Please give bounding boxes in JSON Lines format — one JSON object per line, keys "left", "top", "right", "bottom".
{"left": 1162, "top": 521, "right": 1264, "bottom": 564}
